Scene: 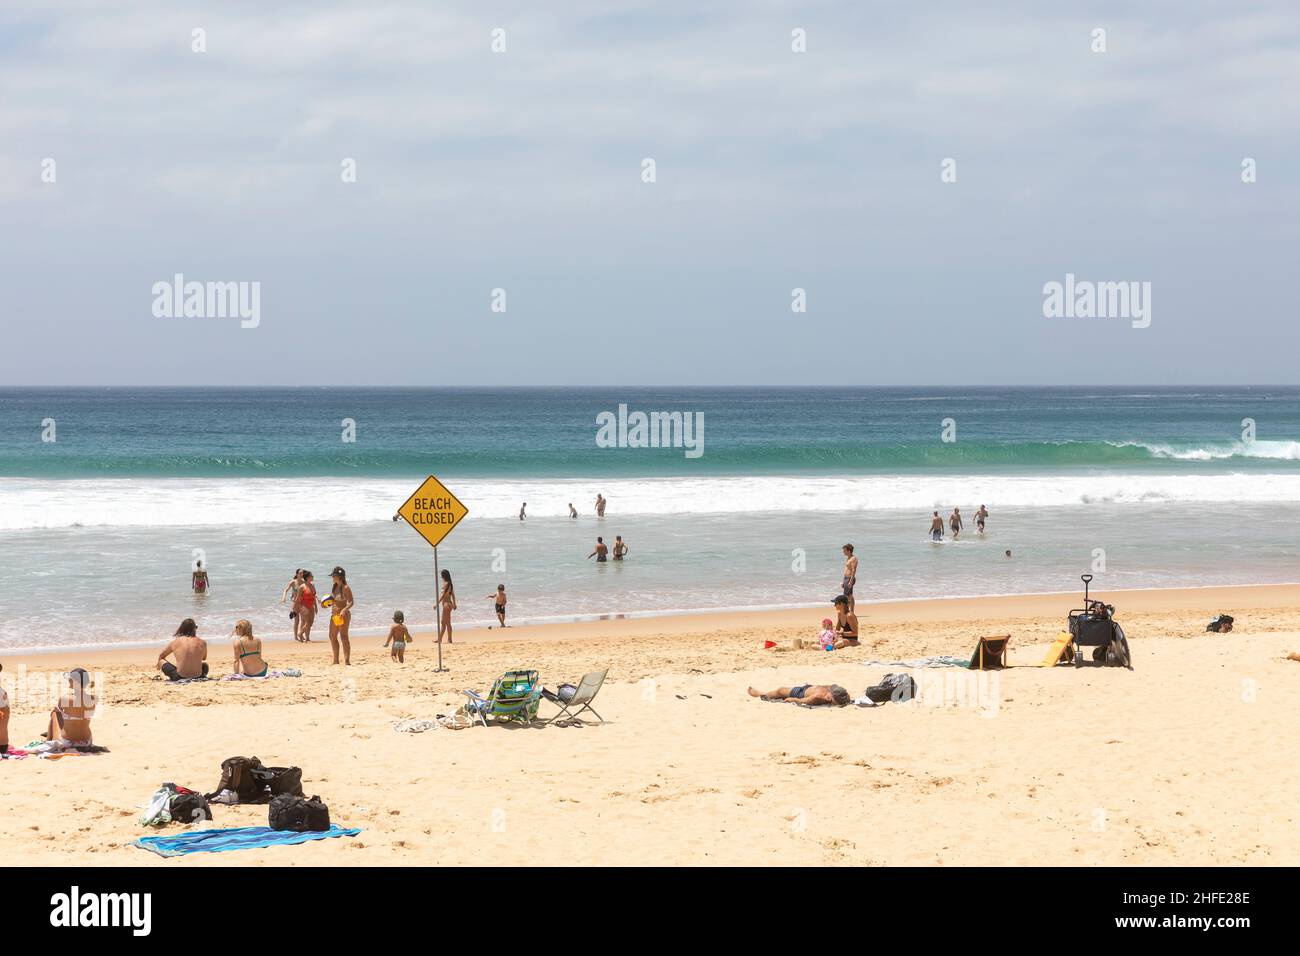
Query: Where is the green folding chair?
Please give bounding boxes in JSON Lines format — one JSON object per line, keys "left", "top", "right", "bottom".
{"left": 462, "top": 670, "right": 543, "bottom": 726}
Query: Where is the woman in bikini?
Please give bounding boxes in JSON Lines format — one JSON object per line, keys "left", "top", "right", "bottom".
{"left": 232, "top": 619, "right": 269, "bottom": 677}
{"left": 437, "top": 569, "right": 457, "bottom": 645}
{"left": 328, "top": 566, "right": 354, "bottom": 665}
{"left": 46, "top": 668, "right": 97, "bottom": 750}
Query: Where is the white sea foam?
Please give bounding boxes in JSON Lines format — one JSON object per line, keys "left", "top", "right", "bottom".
{"left": 1106, "top": 439, "right": 1300, "bottom": 461}
{"left": 3, "top": 471, "right": 1300, "bottom": 530}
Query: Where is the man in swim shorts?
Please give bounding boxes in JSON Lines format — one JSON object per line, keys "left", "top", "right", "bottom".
{"left": 157, "top": 618, "right": 209, "bottom": 680}
{"left": 949, "top": 507, "right": 963, "bottom": 540}
{"left": 929, "top": 511, "right": 944, "bottom": 541}
{"left": 588, "top": 537, "right": 609, "bottom": 562}
{"left": 746, "top": 683, "right": 851, "bottom": 706}
{"left": 841, "top": 543, "right": 858, "bottom": 611}
{"left": 975, "top": 504, "right": 988, "bottom": 533}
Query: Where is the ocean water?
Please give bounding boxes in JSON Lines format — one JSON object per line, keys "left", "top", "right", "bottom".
{"left": 1, "top": 386, "right": 1298, "bottom": 651}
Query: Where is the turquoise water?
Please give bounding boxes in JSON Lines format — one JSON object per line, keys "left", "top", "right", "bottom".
{"left": 1, "top": 387, "right": 1298, "bottom": 650}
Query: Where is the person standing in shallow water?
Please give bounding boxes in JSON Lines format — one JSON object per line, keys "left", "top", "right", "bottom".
{"left": 588, "top": 537, "right": 608, "bottom": 562}
{"left": 595, "top": 494, "right": 606, "bottom": 517}
{"left": 437, "top": 569, "right": 457, "bottom": 644}
{"left": 327, "top": 566, "right": 353, "bottom": 665}
{"left": 192, "top": 561, "right": 210, "bottom": 594}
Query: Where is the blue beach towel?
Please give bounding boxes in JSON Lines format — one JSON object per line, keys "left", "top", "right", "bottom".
{"left": 133, "top": 825, "right": 360, "bottom": 858}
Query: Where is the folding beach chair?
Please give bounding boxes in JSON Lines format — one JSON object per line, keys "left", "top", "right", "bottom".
{"left": 461, "top": 670, "right": 543, "bottom": 727}
{"left": 969, "top": 634, "right": 1010, "bottom": 670}
{"left": 542, "top": 669, "right": 608, "bottom": 726}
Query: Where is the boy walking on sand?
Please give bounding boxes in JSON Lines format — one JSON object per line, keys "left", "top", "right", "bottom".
{"left": 385, "top": 611, "right": 412, "bottom": 663}
{"left": 487, "top": 585, "right": 508, "bottom": 627}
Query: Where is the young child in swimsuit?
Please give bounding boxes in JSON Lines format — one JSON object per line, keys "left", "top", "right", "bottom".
{"left": 385, "top": 611, "right": 412, "bottom": 663}
{"left": 486, "top": 585, "right": 507, "bottom": 628}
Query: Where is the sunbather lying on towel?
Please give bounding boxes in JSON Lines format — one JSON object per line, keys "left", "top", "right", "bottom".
{"left": 45, "top": 668, "right": 97, "bottom": 749}
{"left": 747, "top": 684, "right": 851, "bottom": 706}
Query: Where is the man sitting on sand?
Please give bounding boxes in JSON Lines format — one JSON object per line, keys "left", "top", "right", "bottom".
{"left": 156, "top": 618, "right": 209, "bottom": 681}
{"left": 747, "top": 683, "right": 851, "bottom": 706}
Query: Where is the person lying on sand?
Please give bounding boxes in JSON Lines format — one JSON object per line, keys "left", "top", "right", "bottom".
{"left": 747, "top": 684, "right": 851, "bottom": 706}
{"left": 45, "top": 668, "right": 96, "bottom": 748}
{"left": 157, "top": 618, "right": 210, "bottom": 680}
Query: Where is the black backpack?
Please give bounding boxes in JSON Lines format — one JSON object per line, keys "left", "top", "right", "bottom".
{"left": 169, "top": 791, "right": 212, "bottom": 825}
{"left": 208, "top": 756, "right": 270, "bottom": 802}
{"left": 269, "top": 793, "right": 331, "bottom": 832}
{"left": 865, "top": 673, "right": 916, "bottom": 704}
{"left": 1206, "top": 614, "right": 1235, "bottom": 633}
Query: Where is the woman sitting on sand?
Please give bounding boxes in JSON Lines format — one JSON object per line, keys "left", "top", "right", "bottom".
{"left": 792, "top": 596, "right": 860, "bottom": 650}
{"left": 45, "top": 668, "right": 97, "bottom": 750}
{"left": 232, "top": 619, "right": 269, "bottom": 677}
{"left": 0, "top": 662, "right": 10, "bottom": 756}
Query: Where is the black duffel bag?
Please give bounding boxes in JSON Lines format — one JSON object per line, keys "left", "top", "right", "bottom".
{"left": 255, "top": 765, "right": 304, "bottom": 797}
{"left": 268, "top": 793, "right": 331, "bottom": 832}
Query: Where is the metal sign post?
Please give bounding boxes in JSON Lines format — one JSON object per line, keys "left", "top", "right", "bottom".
{"left": 394, "top": 475, "right": 468, "bottom": 674}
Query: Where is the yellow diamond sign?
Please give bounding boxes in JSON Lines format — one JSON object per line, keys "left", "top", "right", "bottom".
{"left": 396, "top": 475, "right": 469, "bottom": 549}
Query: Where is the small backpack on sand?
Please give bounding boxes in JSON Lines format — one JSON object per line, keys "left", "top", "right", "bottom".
{"left": 1206, "top": 614, "right": 1235, "bottom": 633}
{"left": 207, "top": 756, "right": 270, "bottom": 803}
{"left": 864, "top": 673, "right": 917, "bottom": 704}
{"left": 268, "top": 793, "right": 331, "bottom": 832}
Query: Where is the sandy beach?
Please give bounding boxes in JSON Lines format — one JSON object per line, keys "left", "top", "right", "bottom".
{"left": 2, "top": 583, "right": 1298, "bottom": 867}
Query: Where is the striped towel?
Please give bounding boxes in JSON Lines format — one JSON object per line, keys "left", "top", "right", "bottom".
{"left": 134, "top": 825, "right": 361, "bottom": 857}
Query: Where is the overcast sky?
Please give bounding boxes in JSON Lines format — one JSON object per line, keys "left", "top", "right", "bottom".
{"left": 1, "top": 1, "right": 1297, "bottom": 386}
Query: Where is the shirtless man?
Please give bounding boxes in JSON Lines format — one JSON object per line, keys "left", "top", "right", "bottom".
{"left": 746, "top": 683, "right": 851, "bottom": 706}
{"left": 595, "top": 494, "right": 606, "bottom": 518}
{"left": 949, "top": 507, "right": 963, "bottom": 540}
{"left": 486, "top": 584, "right": 508, "bottom": 627}
{"left": 929, "top": 511, "right": 944, "bottom": 541}
{"left": 588, "top": 537, "right": 609, "bottom": 562}
{"left": 975, "top": 505, "right": 988, "bottom": 533}
{"left": 568, "top": 503, "right": 578, "bottom": 519}
{"left": 613, "top": 536, "right": 629, "bottom": 561}
{"left": 156, "top": 618, "right": 210, "bottom": 681}
{"left": 191, "top": 561, "right": 210, "bottom": 594}
{"left": 519, "top": 502, "right": 526, "bottom": 521}
{"left": 841, "top": 544, "right": 858, "bottom": 611}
